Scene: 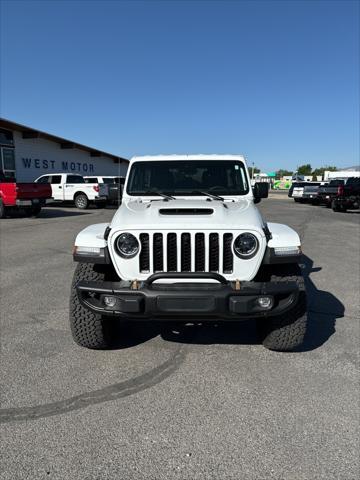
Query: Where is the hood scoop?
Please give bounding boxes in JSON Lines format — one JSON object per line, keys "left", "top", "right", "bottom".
{"left": 159, "top": 208, "right": 214, "bottom": 215}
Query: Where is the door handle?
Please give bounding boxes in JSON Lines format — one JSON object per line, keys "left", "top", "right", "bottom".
{"left": 59, "top": 186, "right": 62, "bottom": 189}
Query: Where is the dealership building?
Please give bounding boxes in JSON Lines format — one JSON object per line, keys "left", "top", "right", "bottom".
{"left": 0, "top": 118, "right": 129, "bottom": 182}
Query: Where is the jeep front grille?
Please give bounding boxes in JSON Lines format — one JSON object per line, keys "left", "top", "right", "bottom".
{"left": 139, "top": 232, "right": 233, "bottom": 274}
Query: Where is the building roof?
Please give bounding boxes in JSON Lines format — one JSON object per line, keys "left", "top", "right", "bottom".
{"left": 343, "top": 166, "right": 360, "bottom": 172}
{"left": 0, "top": 118, "right": 129, "bottom": 164}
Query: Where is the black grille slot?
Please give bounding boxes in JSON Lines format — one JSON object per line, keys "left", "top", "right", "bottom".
{"left": 153, "top": 233, "right": 163, "bottom": 272}
{"left": 209, "top": 233, "right": 219, "bottom": 272}
{"left": 181, "top": 233, "right": 191, "bottom": 271}
{"left": 139, "top": 233, "right": 150, "bottom": 272}
{"left": 223, "top": 233, "right": 233, "bottom": 273}
{"left": 195, "top": 233, "right": 205, "bottom": 271}
{"left": 167, "top": 233, "right": 177, "bottom": 271}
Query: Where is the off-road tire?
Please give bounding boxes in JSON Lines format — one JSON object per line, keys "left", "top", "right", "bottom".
{"left": 259, "top": 264, "right": 307, "bottom": 351}
{"left": 70, "top": 262, "right": 114, "bottom": 348}
{"left": 74, "top": 193, "right": 89, "bottom": 209}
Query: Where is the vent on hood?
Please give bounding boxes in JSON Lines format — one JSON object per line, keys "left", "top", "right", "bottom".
{"left": 159, "top": 208, "right": 214, "bottom": 215}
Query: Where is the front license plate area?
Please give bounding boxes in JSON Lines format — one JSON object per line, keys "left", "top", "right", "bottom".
{"left": 157, "top": 296, "right": 215, "bottom": 313}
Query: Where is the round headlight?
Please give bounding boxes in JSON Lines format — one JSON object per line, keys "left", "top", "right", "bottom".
{"left": 234, "top": 233, "right": 259, "bottom": 258}
{"left": 115, "top": 233, "right": 139, "bottom": 258}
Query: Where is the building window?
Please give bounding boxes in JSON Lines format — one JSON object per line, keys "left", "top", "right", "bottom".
{"left": 1, "top": 147, "right": 16, "bottom": 178}
{"left": 0, "top": 128, "right": 14, "bottom": 147}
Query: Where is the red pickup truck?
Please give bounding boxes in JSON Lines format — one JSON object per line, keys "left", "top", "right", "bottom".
{"left": 0, "top": 171, "right": 52, "bottom": 218}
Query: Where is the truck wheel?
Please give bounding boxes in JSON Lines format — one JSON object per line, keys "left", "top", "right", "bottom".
{"left": 0, "top": 200, "right": 7, "bottom": 219}
{"left": 331, "top": 200, "right": 346, "bottom": 212}
{"left": 95, "top": 201, "right": 107, "bottom": 209}
{"left": 69, "top": 262, "right": 113, "bottom": 349}
{"left": 30, "top": 206, "right": 42, "bottom": 217}
{"left": 259, "top": 265, "right": 307, "bottom": 351}
{"left": 74, "top": 193, "right": 89, "bottom": 209}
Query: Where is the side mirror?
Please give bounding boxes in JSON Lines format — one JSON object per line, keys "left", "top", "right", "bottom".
{"left": 253, "top": 182, "right": 269, "bottom": 204}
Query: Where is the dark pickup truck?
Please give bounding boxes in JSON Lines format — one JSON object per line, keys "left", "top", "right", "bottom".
{"left": 302, "top": 183, "right": 322, "bottom": 204}
{"left": 0, "top": 170, "right": 52, "bottom": 218}
{"left": 84, "top": 176, "right": 125, "bottom": 205}
{"left": 331, "top": 177, "right": 360, "bottom": 212}
{"left": 317, "top": 179, "right": 345, "bottom": 207}
{"left": 289, "top": 182, "right": 322, "bottom": 204}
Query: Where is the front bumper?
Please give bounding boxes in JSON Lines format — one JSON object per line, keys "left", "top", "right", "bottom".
{"left": 76, "top": 272, "right": 299, "bottom": 320}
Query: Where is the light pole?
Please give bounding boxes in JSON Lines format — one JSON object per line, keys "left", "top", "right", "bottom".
{"left": 252, "top": 162, "right": 255, "bottom": 180}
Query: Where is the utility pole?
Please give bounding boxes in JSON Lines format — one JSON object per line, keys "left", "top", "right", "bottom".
{"left": 252, "top": 162, "right": 255, "bottom": 180}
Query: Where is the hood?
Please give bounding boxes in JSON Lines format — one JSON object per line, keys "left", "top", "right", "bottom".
{"left": 110, "top": 198, "right": 265, "bottom": 231}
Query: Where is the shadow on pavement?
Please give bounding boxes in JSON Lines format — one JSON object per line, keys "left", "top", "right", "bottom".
{"left": 39, "top": 208, "right": 91, "bottom": 218}
{"left": 299, "top": 254, "right": 344, "bottom": 351}
{"left": 1, "top": 208, "right": 91, "bottom": 219}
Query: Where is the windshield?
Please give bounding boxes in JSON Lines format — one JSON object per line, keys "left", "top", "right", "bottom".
{"left": 126, "top": 161, "right": 249, "bottom": 196}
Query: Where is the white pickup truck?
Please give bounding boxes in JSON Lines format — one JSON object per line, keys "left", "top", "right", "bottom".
{"left": 70, "top": 155, "right": 307, "bottom": 351}
{"left": 35, "top": 173, "right": 108, "bottom": 209}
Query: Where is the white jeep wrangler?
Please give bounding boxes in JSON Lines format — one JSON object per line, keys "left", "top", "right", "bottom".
{"left": 70, "top": 155, "right": 307, "bottom": 351}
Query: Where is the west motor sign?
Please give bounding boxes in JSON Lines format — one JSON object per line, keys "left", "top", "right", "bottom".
{"left": 22, "top": 157, "right": 95, "bottom": 173}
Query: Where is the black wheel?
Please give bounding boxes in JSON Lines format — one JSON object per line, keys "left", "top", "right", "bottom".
{"left": 0, "top": 200, "right": 7, "bottom": 219}
{"left": 294, "top": 198, "right": 300, "bottom": 203}
{"left": 69, "top": 262, "right": 117, "bottom": 349}
{"left": 95, "top": 201, "right": 107, "bottom": 209}
{"left": 258, "top": 264, "right": 307, "bottom": 351}
{"left": 30, "top": 206, "right": 42, "bottom": 217}
{"left": 331, "top": 199, "right": 346, "bottom": 212}
{"left": 74, "top": 193, "right": 89, "bottom": 209}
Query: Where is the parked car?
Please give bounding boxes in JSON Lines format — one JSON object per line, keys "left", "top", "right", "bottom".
{"left": 288, "top": 182, "right": 304, "bottom": 201}
{"left": 84, "top": 176, "right": 125, "bottom": 205}
{"left": 302, "top": 183, "right": 322, "bottom": 204}
{"left": 35, "top": 173, "right": 108, "bottom": 209}
{"left": 317, "top": 179, "right": 346, "bottom": 207}
{"left": 70, "top": 154, "right": 307, "bottom": 352}
{"left": 331, "top": 177, "right": 360, "bottom": 212}
{"left": 0, "top": 170, "right": 52, "bottom": 218}
{"left": 289, "top": 182, "right": 323, "bottom": 203}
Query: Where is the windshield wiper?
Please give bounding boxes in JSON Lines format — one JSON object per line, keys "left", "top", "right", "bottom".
{"left": 144, "top": 191, "right": 175, "bottom": 200}
{"left": 191, "top": 191, "right": 225, "bottom": 201}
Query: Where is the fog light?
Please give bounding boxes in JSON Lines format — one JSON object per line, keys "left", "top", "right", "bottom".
{"left": 103, "top": 296, "right": 117, "bottom": 308}
{"left": 257, "top": 296, "right": 273, "bottom": 309}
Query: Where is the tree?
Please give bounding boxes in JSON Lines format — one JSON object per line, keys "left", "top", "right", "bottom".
{"left": 297, "top": 164, "right": 312, "bottom": 176}
{"left": 312, "top": 166, "right": 337, "bottom": 180}
{"left": 276, "top": 169, "right": 293, "bottom": 179}
{"left": 248, "top": 166, "right": 261, "bottom": 178}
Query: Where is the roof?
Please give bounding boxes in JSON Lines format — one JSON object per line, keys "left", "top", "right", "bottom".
{"left": 130, "top": 154, "right": 246, "bottom": 162}
{"left": 0, "top": 118, "right": 129, "bottom": 164}
{"left": 343, "top": 166, "right": 360, "bottom": 171}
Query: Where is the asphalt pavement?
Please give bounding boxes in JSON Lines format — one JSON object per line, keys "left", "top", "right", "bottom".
{"left": 0, "top": 194, "right": 359, "bottom": 480}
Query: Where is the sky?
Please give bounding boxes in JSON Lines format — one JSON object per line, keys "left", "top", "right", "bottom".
{"left": 0, "top": 0, "right": 359, "bottom": 172}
